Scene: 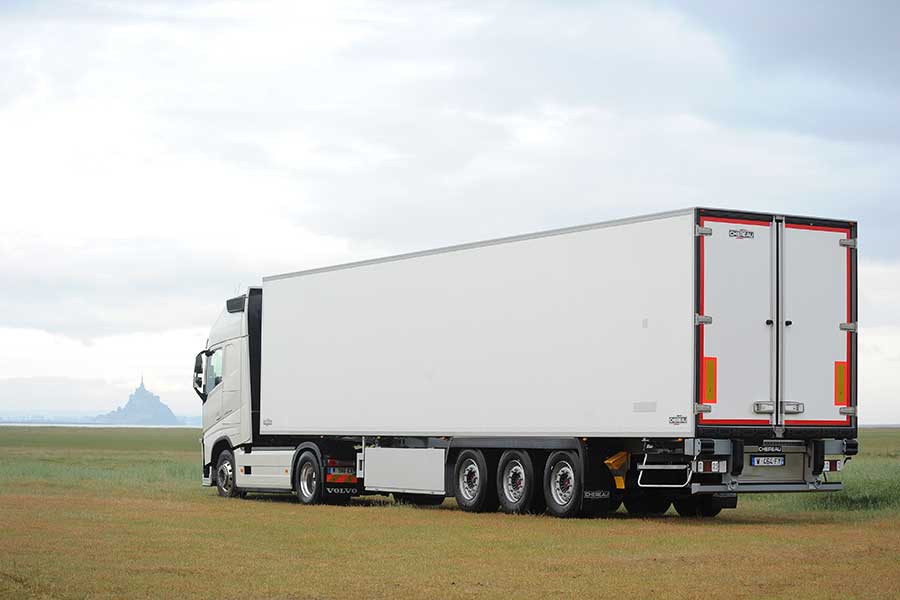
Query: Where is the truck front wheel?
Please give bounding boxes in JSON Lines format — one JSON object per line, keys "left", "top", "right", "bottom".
{"left": 453, "top": 449, "right": 499, "bottom": 513}
{"left": 295, "top": 451, "right": 323, "bottom": 505}
{"left": 215, "top": 450, "right": 239, "bottom": 498}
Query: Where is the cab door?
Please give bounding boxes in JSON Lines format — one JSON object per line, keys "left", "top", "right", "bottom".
{"left": 781, "top": 222, "right": 854, "bottom": 427}
{"left": 697, "top": 215, "right": 775, "bottom": 426}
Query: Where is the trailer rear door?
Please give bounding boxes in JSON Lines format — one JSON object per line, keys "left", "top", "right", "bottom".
{"left": 697, "top": 212, "right": 855, "bottom": 433}
{"left": 697, "top": 216, "right": 774, "bottom": 426}
{"left": 781, "top": 222, "right": 853, "bottom": 426}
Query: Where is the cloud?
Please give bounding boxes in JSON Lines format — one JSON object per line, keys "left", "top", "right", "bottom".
{"left": 0, "top": 0, "right": 898, "bottom": 421}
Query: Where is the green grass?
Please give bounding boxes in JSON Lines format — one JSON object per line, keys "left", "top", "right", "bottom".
{"left": 0, "top": 427, "right": 898, "bottom": 599}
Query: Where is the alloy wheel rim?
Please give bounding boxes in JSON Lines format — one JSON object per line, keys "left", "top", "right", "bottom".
{"left": 300, "top": 462, "right": 317, "bottom": 498}
{"left": 217, "top": 461, "right": 234, "bottom": 494}
{"left": 503, "top": 460, "right": 526, "bottom": 504}
{"left": 459, "top": 458, "right": 480, "bottom": 501}
{"left": 551, "top": 461, "right": 574, "bottom": 506}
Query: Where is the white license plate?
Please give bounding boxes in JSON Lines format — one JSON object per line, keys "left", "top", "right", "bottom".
{"left": 328, "top": 467, "right": 355, "bottom": 475}
{"left": 751, "top": 455, "right": 785, "bottom": 467}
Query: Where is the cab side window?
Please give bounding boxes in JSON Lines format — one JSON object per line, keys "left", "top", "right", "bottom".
{"left": 206, "top": 349, "right": 223, "bottom": 394}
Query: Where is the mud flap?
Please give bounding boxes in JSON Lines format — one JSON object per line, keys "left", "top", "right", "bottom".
{"left": 581, "top": 450, "right": 615, "bottom": 516}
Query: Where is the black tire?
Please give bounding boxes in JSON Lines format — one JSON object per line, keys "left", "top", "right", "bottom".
{"left": 215, "top": 450, "right": 239, "bottom": 498}
{"left": 673, "top": 496, "right": 722, "bottom": 518}
{"left": 496, "top": 450, "right": 542, "bottom": 515}
{"left": 295, "top": 451, "right": 323, "bottom": 505}
{"left": 453, "top": 449, "right": 499, "bottom": 513}
{"left": 543, "top": 451, "right": 583, "bottom": 518}
{"left": 624, "top": 495, "right": 671, "bottom": 516}
{"left": 393, "top": 493, "right": 445, "bottom": 507}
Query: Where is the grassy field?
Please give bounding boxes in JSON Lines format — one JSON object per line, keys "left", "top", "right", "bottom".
{"left": 0, "top": 427, "right": 898, "bottom": 599}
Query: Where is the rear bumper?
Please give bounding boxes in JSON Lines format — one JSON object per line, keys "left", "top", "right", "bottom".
{"left": 692, "top": 481, "right": 843, "bottom": 494}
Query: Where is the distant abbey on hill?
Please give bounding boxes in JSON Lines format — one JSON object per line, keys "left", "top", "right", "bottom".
{"left": 95, "top": 377, "right": 179, "bottom": 426}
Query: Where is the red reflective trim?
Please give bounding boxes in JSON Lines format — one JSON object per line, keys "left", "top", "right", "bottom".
{"left": 698, "top": 417, "right": 772, "bottom": 425}
{"left": 785, "top": 223, "right": 850, "bottom": 234}
{"left": 701, "top": 216, "right": 772, "bottom": 227}
{"left": 784, "top": 418, "right": 851, "bottom": 426}
{"left": 698, "top": 230, "right": 705, "bottom": 407}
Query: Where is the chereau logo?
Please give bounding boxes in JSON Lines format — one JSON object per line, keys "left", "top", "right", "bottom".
{"left": 729, "top": 229, "right": 755, "bottom": 240}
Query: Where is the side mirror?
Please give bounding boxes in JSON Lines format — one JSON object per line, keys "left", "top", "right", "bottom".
{"left": 192, "top": 351, "right": 208, "bottom": 403}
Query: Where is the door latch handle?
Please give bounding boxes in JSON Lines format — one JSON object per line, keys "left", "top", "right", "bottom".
{"left": 785, "top": 320, "right": 793, "bottom": 327}
{"left": 765, "top": 319, "right": 773, "bottom": 326}
{"left": 783, "top": 401, "right": 805, "bottom": 414}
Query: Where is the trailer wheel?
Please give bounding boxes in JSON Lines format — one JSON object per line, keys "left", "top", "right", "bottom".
{"left": 496, "top": 450, "right": 542, "bottom": 514}
{"left": 295, "top": 451, "right": 323, "bottom": 505}
{"left": 393, "top": 493, "right": 445, "bottom": 507}
{"left": 673, "top": 497, "right": 722, "bottom": 518}
{"left": 623, "top": 495, "right": 671, "bottom": 516}
{"left": 543, "top": 451, "right": 582, "bottom": 518}
{"left": 215, "top": 450, "right": 239, "bottom": 498}
{"left": 453, "top": 449, "right": 499, "bottom": 513}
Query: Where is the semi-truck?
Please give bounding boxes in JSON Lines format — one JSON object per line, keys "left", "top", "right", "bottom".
{"left": 193, "top": 207, "right": 859, "bottom": 518}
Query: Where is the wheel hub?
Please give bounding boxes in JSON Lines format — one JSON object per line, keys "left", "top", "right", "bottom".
{"left": 503, "top": 460, "right": 526, "bottom": 503}
{"left": 459, "top": 459, "right": 480, "bottom": 501}
{"left": 551, "top": 461, "right": 574, "bottom": 506}
{"left": 299, "top": 462, "right": 317, "bottom": 498}
{"left": 217, "top": 461, "right": 234, "bottom": 494}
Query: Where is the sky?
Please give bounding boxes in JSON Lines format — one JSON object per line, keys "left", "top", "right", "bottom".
{"left": 1, "top": 0, "right": 898, "bottom": 422}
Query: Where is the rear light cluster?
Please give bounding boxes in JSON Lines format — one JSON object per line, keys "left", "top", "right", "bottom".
{"left": 823, "top": 459, "right": 843, "bottom": 472}
{"left": 693, "top": 459, "right": 728, "bottom": 473}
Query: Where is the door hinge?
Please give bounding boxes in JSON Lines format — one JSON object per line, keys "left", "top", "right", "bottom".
{"left": 839, "top": 238, "right": 857, "bottom": 249}
{"left": 753, "top": 401, "right": 775, "bottom": 414}
{"left": 839, "top": 406, "right": 857, "bottom": 416}
{"left": 695, "top": 314, "right": 713, "bottom": 326}
{"left": 840, "top": 322, "right": 858, "bottom": 332}
{"left": 694, "top": 404, "right": 712, "bottom": 414}
{"left": 695, "top": 225, "right": 712, "bottom": 237}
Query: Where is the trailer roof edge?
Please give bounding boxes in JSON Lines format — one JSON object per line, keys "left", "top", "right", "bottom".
{"left": 263, "top": 207, "right": 697, "bottom": 283}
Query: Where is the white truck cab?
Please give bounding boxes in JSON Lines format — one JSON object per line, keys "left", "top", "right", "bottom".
{"left": 195, "top": 295, "right": 254, "bottom": 487}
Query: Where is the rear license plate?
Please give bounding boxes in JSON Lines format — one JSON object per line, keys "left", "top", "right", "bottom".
{"left": 751, "top": 455, "right": 785, "bottom": 467}
{"left": 328, "top": 467, "right": 355, "bottom": 475}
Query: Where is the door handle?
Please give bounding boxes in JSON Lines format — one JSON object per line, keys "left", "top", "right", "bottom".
{"left": 765, "top": 319, "right": 773, "bottom": 326}
{"left": 783, "top": 401, "right": 804, "bottom": 414}
{"left": 785, "top": 320, "right": 793, "bottom": 327}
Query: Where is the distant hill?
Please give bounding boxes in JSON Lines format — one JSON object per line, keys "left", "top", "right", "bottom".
{"left": 95, "top": 378, "right": 179, "bottom": 426}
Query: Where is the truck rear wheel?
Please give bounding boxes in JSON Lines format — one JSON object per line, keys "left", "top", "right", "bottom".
{"left": 393, "top": 493, "right": 445, "bottom": 507}
{"left": 496, "top": 450, "right": 543, "bottom": 514}
{"left": 295, "top": 451, "right": 323, "bottom": 505}
{"left": 215, "top": 450, "right": 239, "bottom": 498}
{"left": 543, "top": 451, "right": 582, "bottom": 518}
{"left": 673, "top": 496, "right": 722, "bottom": 518}
{"left": 453, "top": 449, "right": 499, "bottom": 513}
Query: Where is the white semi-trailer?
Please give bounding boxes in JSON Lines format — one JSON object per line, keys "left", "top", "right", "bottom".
{"left": 194, "top": 208, "right": 859, "bottom": 517}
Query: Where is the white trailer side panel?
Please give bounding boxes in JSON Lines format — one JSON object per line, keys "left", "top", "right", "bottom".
{"left": 260, "top": 211, "right": 696, "bottom": 438}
